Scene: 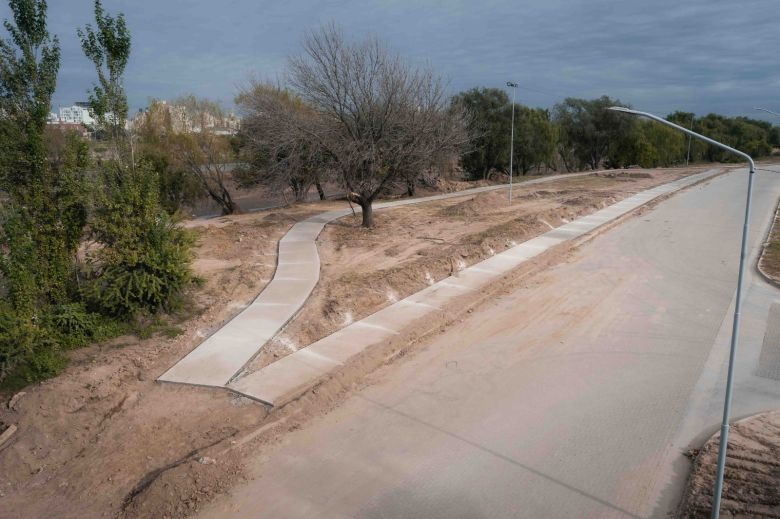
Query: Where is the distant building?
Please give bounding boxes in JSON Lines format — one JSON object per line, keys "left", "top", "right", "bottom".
{"left": 58, "top": 102, "right": 95, "bottom": 125}
{"left": 130, "top": 100, "right": 240, "bottom": 136}
{"left": 51, "top": 102, "right": 119, "bottom": 130}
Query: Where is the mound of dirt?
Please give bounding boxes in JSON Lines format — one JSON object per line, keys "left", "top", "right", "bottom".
{"left": 437, "top": 191, "right": 508, "bottom": 217}
{"left": 597, "top": 170, "right": 653, "bottom": 179}
{"left": 678, "top": 411, "right": 780, "bottom": 518}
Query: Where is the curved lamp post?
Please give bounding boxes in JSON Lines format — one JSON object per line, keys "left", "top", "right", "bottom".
{"left": 608, "top": 107, "right": 755, "bottom": 519}
{"left": 754, "top": 107, "right": 780, "bottom": 118}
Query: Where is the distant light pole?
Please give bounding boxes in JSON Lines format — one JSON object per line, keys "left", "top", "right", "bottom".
{"left": 609, "top": 106, "right": 755, "bottom": 519}
{"left": 507, "top": 81, "right": 518, "bottom": 203}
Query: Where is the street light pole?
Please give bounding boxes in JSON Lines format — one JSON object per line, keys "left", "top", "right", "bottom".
{"left": 507, "top": 81, "right": 518, "bottom": 204}
{"left": 609, "top": 107, "right": 755, "bottom": 519}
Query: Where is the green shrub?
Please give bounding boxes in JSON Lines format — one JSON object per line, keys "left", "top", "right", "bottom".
{"left": 45, "top": 302, "right": 127, "bottom": 348}
{"left": 85, "top": 161, "right": 196, "bottom": 317}
{"left": 0, "top": 303, "right": 65, "bottom": 386}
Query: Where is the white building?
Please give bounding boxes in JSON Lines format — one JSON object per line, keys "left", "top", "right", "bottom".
{"left": 58, "top": 102, "right": 95, "bottom": 125}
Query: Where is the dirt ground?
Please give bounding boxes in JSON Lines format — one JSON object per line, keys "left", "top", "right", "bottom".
{"left": 678, "top": 411, "right": 780, "bottom": 518}
{"left": 0, "top": 166, "right": 710, "bottom": 519}
{"left": 245, "top": 167, "right": 710, "bottom": 373}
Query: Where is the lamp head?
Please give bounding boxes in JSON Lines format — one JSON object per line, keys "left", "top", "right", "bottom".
{"left": 607, "top": 106, "right": 635, "bottom": 114}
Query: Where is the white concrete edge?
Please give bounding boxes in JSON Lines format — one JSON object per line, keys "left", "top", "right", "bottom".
{"left": 225, "top": 168, "right": 724, "bottom": 406}
{"left": 157, "top": 171, "right": 608, "bottom": 386}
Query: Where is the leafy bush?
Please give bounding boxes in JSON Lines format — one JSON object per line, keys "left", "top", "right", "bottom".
{"left": 85, "top": 161, "right": 196, "bottom": 317}
{"left": 0, "top": 303, "right": 63, "bottom": 386}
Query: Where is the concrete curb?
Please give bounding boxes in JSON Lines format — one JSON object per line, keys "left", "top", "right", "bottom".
{"left": 158, "top": 172, "right": 596, "bottom": 387}
{"left": 225, "top": 168, "right": 724, "bottom": 406}
{"left": 756, "top": 196, "right": 780, "bottom": 290}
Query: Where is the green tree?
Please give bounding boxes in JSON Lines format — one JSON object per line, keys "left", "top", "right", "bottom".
{"left": 132, "top": 100, "right": 202, "bottom": 214}
{"left": 553, "top": 96, "right": 637, "bottom": 170}
{"left": 79, "top": 0, "right": 195, "bottom": 317}
{"left": 77, "top": 0, "right": 130, "bottom": 144}
{"left": 451, "top": 88, "right": 511, "bottom": 179}
{"left": 513, "top": 106, "right": 557, "bottom": 175}
{"left": 0, "top": 0, "right": 96, "bottom": 383}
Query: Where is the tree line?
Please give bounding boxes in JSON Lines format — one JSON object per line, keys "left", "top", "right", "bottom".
{"left": 453, "top": 90, "right": 779, "bottom": 180}
{"left": 113, "top": 25, "right": 780, "bottom": 227}
{"left": 0, "top": 0, "right": 195, "bottom": 386}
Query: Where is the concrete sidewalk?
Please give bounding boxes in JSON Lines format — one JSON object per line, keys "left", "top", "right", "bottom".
{"left": 158, "top": 172, "right": 594, "bottom": 388}
{"left": 227, "top": 168, "right": 723, "bottom": 406}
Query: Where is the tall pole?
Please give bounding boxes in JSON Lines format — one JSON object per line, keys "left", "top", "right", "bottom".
{"left": 507, "top": 81, "right": 518, "bottom": 204}
{"left": 686, "top": 115, "right": 694, "bottom": 166}
{"left": 608, "top": 107, "right": 755, "bottom": 519}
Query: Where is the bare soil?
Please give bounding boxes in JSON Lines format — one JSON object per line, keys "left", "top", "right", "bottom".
{"left": 0, "top": 167, "right": 711, "bottom": 519}
{"left": 246, "top": 167, "right": 710, "bottom": 372}
{"left": 678, "top": 411, "right": 780, "bottom": 518}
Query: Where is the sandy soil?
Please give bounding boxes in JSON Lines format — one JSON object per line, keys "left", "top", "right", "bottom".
{"left": 0, "top": 167, "right": 710, "bottom": 519}
{"left": 678, "top": 411, "right": 780, "bottom": 518}
{"left": 246, "top": 167, "right": 710, "bottom": 373}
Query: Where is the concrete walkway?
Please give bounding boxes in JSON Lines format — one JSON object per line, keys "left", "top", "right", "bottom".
{"left": 158, "top": 172, "right": 595, "bottom": 387}
{"left": 227, "top": 168, "right": 723, "bottom": 406}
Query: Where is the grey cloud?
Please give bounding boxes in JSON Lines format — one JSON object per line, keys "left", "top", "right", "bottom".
{"left": 1, "top": 0, "right": 777, "bottom": 119}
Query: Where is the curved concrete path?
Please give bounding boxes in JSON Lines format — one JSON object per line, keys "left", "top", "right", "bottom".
{"left": 226, "top": 168, "right": 723, "bottom": 406}
{"left": 159, "top": 173, "right": 595, "bottom": 387}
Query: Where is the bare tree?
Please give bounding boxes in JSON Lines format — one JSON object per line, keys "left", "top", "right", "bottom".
{"left": 284, "top": 24, "right": 469, "bottom": 227}
{"left": 236, "top": 83, "right": 331, "bottom": 202}
{"left": 170, "top": 96, "right": 241, "bottom": 215}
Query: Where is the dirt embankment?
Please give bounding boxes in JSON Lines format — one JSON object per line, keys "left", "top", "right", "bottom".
{"left": 678, "top": 411, "right": 780, "bottom": 518}
{"left": 246, "top": 168, "right": 708, "bottom": 372}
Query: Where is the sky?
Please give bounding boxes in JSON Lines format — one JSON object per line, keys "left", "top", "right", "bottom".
{"left": 3, "top": 0, "right": 779, "bottom": 121}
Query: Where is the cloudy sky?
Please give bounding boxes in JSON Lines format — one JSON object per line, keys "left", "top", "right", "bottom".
{"left": 3, "top": 0, "right": 778, "bottom": 120}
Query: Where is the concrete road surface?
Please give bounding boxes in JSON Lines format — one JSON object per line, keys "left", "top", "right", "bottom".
{"left": 199, "top": 167, "right": 780, "bottom": 519}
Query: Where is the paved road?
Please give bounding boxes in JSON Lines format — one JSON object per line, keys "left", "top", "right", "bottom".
{"left": 199, "top": 167, "right": 780, "bottom": 519}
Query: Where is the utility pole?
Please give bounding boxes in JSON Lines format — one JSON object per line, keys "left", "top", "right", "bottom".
{"left": 506, "top": 81, "right": 518, "bottom": 204}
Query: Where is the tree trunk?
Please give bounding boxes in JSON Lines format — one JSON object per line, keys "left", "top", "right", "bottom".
{"left": 219, "top": 188, "right": 242, "bottom": 215}
{"left": 359, "top": 199, "right": 374, "bottom": 228}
